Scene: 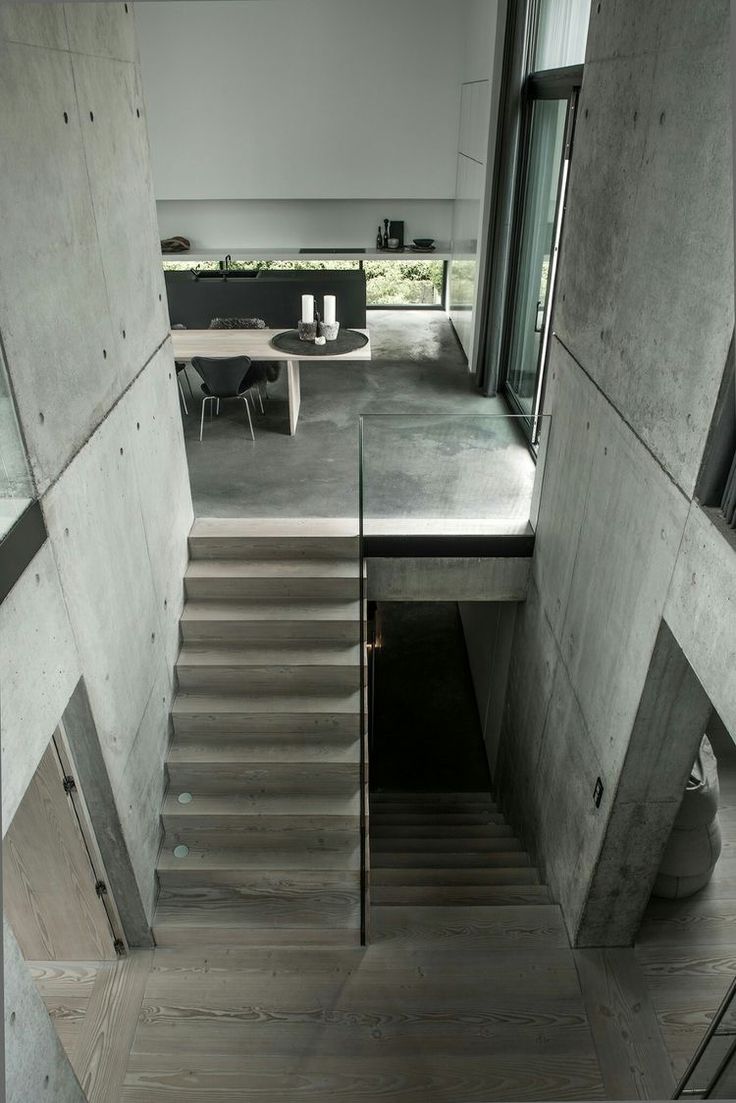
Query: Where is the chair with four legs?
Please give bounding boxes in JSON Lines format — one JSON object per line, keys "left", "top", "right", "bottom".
{"left": 191, "top": 355, "right": 257, "bottom": 442}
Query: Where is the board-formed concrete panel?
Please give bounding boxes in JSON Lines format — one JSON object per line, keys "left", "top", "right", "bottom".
{"left": 559, "top": 380, "right": 690, "bottom": 781}
{"left": 0, "top": 42, "right": 119, "bottom": 491}
{"left": 0, "top": 2, "right": 69, "bottom": 49}
{"left": 70, "top": 51, "right": 169, "bottom": 386}
{"left": 63, "top": 1, "right": 138, "bottom": 63}
{"left": 535, "top": 658, "right": 606, "bottom": 929}
{"left": 664, "top": 507, "right": 736, "bottom": 738}
{"left": 367, "top": 556, "right": 530, "bottom": 602}
{"left": 532, "top": 340, "right": 599, "bottom": 640}
{"left": 556, "top": 15, "right": 733, "bottom": 495}
{"left": 496, "top": 578, "right": 559, "bottom": 840}
{"left": 0, "top": 543, "right": 81, "bottom": 834}
{"left": 4, "top": 919, "right": 86, "bottom": 1103}
{"left": 126, "top": 341, "right": 193, "bottom": 672}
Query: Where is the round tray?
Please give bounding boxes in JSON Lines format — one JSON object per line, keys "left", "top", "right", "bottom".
{"left": 270, "top": 329, "right": 369, "bottom": 357}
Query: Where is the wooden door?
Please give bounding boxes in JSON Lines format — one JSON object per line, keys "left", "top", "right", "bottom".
{"left": 3, "top": 740, "right": 117, "bottom": 959}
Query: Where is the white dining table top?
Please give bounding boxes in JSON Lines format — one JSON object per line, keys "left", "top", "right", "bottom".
{"left": 170, "top": 328, "right": 371, "bottom": 362}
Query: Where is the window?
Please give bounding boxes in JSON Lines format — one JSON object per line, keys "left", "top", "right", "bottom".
{"left": 163, "top": 258, "right": 446, "bottom": 309}
{"left": 534, "top": 0, "right": 592, "bottom": 71}
{"left": 480, "top": 0, "right": 591, "bottom": 443}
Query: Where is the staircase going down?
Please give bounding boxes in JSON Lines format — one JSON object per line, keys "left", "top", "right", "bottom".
{"left": 154, "top": 519, "right": 363, "bottom": 947}
{"left": 370, "top": 791, "right": 549, "bottom": 906}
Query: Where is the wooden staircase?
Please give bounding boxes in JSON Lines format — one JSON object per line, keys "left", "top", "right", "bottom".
{"left": 154, "top": 518, "right": 363, "bottom": 947}
{"left": 370, "top": 791, "right": 549, "bottom": 906}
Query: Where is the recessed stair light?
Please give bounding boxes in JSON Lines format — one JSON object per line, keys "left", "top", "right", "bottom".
{"left": 177, "top": 791, "right": 193, "bottom": 804}
{"left": 173, "top": 845, "right": 189, "bottom": 858}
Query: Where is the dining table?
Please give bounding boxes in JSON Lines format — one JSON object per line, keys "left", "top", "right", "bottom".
{"left": 170, "top": 327, "right": 372, "bottom": 436}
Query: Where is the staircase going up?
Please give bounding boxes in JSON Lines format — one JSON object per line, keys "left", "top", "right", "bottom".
{"left": 370, "top": 791, "right": 549, "bottom": 906}
{"left": 154, "top": 518, "right": 363, "bottom": 947}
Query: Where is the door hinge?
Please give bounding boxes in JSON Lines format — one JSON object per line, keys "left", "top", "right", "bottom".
{"left": 62, "top": 774, "right": 77, "bottom": 794}
{"left": 95, "top": 880, "right": 108, "bottom": 897}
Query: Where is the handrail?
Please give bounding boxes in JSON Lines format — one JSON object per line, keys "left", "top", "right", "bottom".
{"left": 675, "top": 974, "right": 736, "bottom": 1097}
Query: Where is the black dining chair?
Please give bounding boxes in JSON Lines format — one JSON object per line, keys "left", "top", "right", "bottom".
{"left": 209, "top": 317, "right": 284, "bottom": 408}
{"left": 172, "top": 323, "right": 195, "bottom": 414}
{"left": 191, "top": 356, "right": 256, "bottom": 442}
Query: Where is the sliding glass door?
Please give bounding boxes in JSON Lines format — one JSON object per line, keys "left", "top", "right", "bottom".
{"left": 505, "top": 97, "right": 568, "bottom": 417}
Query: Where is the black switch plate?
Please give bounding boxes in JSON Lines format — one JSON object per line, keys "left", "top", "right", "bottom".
{"left": 593, "top": 777, "right": 604, "bottom": 808}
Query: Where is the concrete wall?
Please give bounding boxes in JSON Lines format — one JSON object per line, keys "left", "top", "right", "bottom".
{"left": 496, "top": 0, "right": 735, "bottom": 942}
{"left": 0, "top": 3, "right": 192, "bottom": 1094}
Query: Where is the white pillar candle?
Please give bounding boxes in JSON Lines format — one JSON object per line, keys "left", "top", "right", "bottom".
{"left": 323, "top": 294, "right": 336, "bottom": 325}
{"left": 301, "top": 294, "right": 314, "bottom": 323}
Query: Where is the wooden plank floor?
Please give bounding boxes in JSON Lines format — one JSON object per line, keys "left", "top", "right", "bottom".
{"left": 119, "top": 904, "right": 605, "bottom": 1102}
{"left": 635, "top": 722, "right": 736, "bottom": 1084}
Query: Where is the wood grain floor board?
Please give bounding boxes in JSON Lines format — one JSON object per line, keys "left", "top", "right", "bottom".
{"left": 574, "top": 948, "right": 675, "bottom": 1099}
{"left": 74, "top": 951, "right": 153, "bottom": 1103}
{"left": 121, "top": 1051, "right": 605, "bottom": 1102}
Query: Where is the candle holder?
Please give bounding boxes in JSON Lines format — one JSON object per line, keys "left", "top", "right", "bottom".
{"left": 298, "top": 320, "right": 317, "bottom": 341}
{"left": 318, "top": 320, "right": 340, "bottom": 341}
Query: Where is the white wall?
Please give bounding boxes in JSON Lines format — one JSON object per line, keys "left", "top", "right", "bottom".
{"left": 448, "top": 0, "right": 502, "bottom": 363}
{"left": 137, "top": 0, "right": 467, "bottom": 201}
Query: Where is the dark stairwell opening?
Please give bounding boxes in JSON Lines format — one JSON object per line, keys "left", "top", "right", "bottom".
{"left": 366, "top": 603, "right": 548, "bottom": 908}
{"left": 369, "top": 602, "right": 491, "bottom": 794}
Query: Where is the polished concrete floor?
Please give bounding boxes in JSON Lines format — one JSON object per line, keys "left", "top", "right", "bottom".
{"left": 181, "top": 311, "right": 536, "bottom": 529}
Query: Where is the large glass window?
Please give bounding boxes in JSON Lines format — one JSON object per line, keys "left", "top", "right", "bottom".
{"left": 506, "top": 98, "right": 568, "bottom": 415}
{"left": 162, "top": 258, "right": 445, "bottom": 308}
{"left": 534, "top": 0, "right": 592, "bottom": 71}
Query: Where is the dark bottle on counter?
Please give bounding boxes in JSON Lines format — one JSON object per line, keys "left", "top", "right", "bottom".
{"left": 383, "top": 218, "right": 390, "bottom": 249}
{"left": 376, "top": 225, "right": 383, "bottom": 250}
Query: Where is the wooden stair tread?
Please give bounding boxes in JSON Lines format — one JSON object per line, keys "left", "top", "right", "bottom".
{"left": 370, "top": 812, "right": 506, "bottom": 826}
{"left": 370, "top": 823, "right": 514, "bottom": 837}
{"left": 372, "top": 885, "right": 552, "bottom": 905}
{"left": 190, "top": 517, "right": 359, "bottom": 538}
{"left": 372, "top": 792, "right": 495, "bottom": 802}
{"left": 157, "top": 847, "right": 361, "bottom": 872}
{"left": 186, "top": 559, "right": 358, "bottom": 579}
{"left": 177, "top": 645, "right": 360, "bottom": 667}
{"left": 167, "top": 739, "right": 360, "bottom": 764}
{"left": 371, "top": 904, "right": 568, "bottom": 947}
{"left": 182, "top": 600, "right": 360, "bottom": 622}
{"left": 372, "top": 852, "right": 532, "bottom": 869}
{"left": 173, "top": 693, "right": 361, "bottom": 715}
{"left": 163, "top": 793, "right": 360, "bottom": 817}
{"left": 372, "top": 867, "right": 541, "bottom": 885}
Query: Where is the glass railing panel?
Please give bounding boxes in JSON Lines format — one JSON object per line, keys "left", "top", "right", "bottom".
{"left": 359, "top": 414, "right": 550, "bottom": 539}
{"left": 0, "top": 344, "right": 33, "bottom": 542}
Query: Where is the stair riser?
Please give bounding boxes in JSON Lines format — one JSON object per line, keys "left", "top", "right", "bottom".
{"left": 156, "top": 875, "right": 360, "bottom": 928}
{"left": 370, "top": 813, "right": 504, "bottom": 826}
{"left": 167, "top": 762, "right": 360, "bottom": 798}
{"left": 185, "top": 578, "right": 358, "bottom": 601}
{"left": 169, "top": 735, "right": 360, "bottom": 762}
{"left": 161, "top": 822, "right": 360, "bottom": 869}
{"left": 370, "top": 825, "right": 514, "bottom": 839}
{"left": 189, "top": 536, "right": 359, "bottom": 560}
{"left": 182, "top": 620, "right": 361, "bottom": 645}
{"left": 373, "top": 852, "right": 531, "bottom": 869}
{"left": 175, "top": 666, "right": 360, "bottom": 695}
{"left": 371, "top": 838, "right": 523, "bottom": 853}
{"left": 371, "top": 803, "right": 498, "bottom": 816}
{"left": 173, "top": 712, "right": 360, "bottom": 737}
{"left": 371, "top": 868, "right": 541, "bottom": 886}
{"left": 371, "top": 885, "right": 550, "bottom": 906}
